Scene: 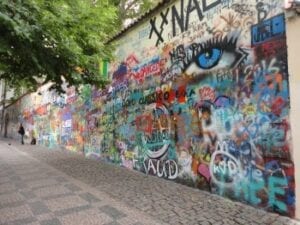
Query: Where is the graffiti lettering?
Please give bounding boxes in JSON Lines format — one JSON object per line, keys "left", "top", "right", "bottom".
{"left": 149, "top": 9, "right": 170, "bottom": 46}
{"left": 231, "top": 3, "right": 254, "bottom": 17}
{"left": 256, "top": 1, "right": 268, "bottom": 22}
{"left": 156, "top": 85, "right": 187, "bottom": 105}
{"left": 145, "top": 130, "right": 170, "bottom": 144}
{"left": 234, "top": 176, "right": 288, "bottom": 212}
{"left": 150, "top": 0, "right": 222, "bottom": 45}
{"left": 144, "top": 159, "right": 178, "bottom": 179}
{"left": 209, "top": 142, "right": 242, "bottom": 188}
{"left": 268, "top": 176, "right": 288, "bottom": 212}
{"left": 130, "top": 57, "right": 161, "bottom": 84}
{"left": 251, "top": 14, "right": 285, "bottom": 46}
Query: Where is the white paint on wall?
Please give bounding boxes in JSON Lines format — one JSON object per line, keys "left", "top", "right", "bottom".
{"left": 286, "top": 15, "right": 300, "bottom": 220}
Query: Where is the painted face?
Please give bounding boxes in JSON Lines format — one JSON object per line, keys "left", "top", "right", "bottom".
{"left": 142, "top": 103, "right": 171, "bottom": 159}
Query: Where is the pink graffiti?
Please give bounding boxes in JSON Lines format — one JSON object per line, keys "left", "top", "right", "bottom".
{"left": 199, "top": 86, "right": 215, "bottom": 101}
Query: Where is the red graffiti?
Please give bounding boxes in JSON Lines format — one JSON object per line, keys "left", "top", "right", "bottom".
{"left": 255, "top": 40, "right": 286, "bottom": 59}
{"left": 167, "top": 89, "right": 176, "bottom": 103}
{"left": 130, "top": 61, "right": 161, "bottom": 83}
{"left": 156, "top": 90, "right": 163, "bottom": 107}
{"left": 125, "top": 54, "right": 139, "bottom": 68}
{"left": 156, "top": 85, "right": 186, "bottom": 106}
{"left": 271, "top": 96, "right": 285, "bottom": 117}
{"left": 135, "top": 115, "right": 152, "bottom": 134}
{"left": 35, "top": 105, "right": 48, "bottom": 115}
{"left": 177, "top": 85, "right": 186, "bottom": 103}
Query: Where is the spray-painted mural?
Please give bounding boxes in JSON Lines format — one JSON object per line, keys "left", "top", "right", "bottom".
{"left": 6, "top": 0, "right": 295, "bottom": 218}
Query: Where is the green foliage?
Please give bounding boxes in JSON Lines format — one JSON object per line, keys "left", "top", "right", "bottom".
{"left": 0, "top": 0, "right": 119, "bottom": 93}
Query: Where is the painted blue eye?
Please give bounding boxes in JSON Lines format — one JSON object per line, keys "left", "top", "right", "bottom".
{"left": 196, "top": 48, "right": 223, "bottom": 69}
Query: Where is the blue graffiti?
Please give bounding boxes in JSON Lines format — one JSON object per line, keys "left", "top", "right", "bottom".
{"left": 196, "top": 48, "right": 223, "bottom": 69}
{"left": 251, "top": 14, "right": 285, "bottom": 46}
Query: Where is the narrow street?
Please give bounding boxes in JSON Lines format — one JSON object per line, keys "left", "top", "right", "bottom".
{"left": 0, "top": 140, "right": 299, "bottom": 225}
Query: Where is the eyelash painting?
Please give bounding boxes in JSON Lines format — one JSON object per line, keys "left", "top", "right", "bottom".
{"left": 184, "top": 32, "right": 248, "bottom": 73}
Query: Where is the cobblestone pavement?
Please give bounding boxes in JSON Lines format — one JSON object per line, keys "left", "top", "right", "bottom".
{"left": 1, "top": 139, "right": 300, "bottom": 225}
{"left": 0, "top": 141, "right": 165, "bottom": 225}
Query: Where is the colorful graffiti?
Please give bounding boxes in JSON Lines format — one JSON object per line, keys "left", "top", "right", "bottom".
{"left": 6, "top": 0, "right": 295, "bottom": 218}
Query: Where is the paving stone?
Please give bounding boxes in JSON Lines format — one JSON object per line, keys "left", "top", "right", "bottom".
{"left": 0, "top": 205, "right": 33, "bottom": 224}
{"left": 0, "top": 200, "right": 26, "bottom": 210}
{"left": 0, "top": 177, "right": 10, "bottom": 185}
{"left": 199, "top": 221, "right": 214, "bottom": 225}
{"left": 36, "top": 213, "right": 55, "bottom": 222}
{"left": 64, "top": 183, "right": 81, "bottom": 192}
{"left": 28, "top": 201, "right": 50, "bottom": 215}
{"left": 14, "top": 181, "right": 28, "bottom": 189}
{"left": 19, "top": 173, "right": 48, "bottom": 182}
{"left": 19, "top": 191, "right": 36, "bottom": 200}
{"left": 3, "top": 217, "right": 37, "bottom": 225}
{"left": 0, "top": 183, "right": 17, "bottom": 194}
{"left": 99, "top": 205, "right": 127, "bottom": 219}
{"left": 103, "top": 221, "right": 121, "bottom": 225}
{"left": 26, "top": 179, "right": 58, "bottom": 189}
{"left": 79, "top": 192, "right": 101, "bottom": 203}
{"left": 40, "top": 218, "right": 62, "bottom": 225}
{"left": 10, "top": 175, "right": 21, "bottom": 182}
{"left": 59, "top": 209, "right": 113, "bottom": 225}
{"left": 56, "top": 177, "right": 68, "bottom": 183}
{"left": 42, "top": 192, "right": 75, "bottom": 201}
{"left": 33, "top": 185, "right": 71, "bottom": 198}
{"left": 22, "top": 222, "right": 41, "bottom": 225}
{"left": 0, "top": 193, "right": 24, "bottom": 205}
{"left": 54, "top": 205, "right": 92, "bottom": 217}
{"left": 45, "top": 195, "right": 89, "bottom": 212}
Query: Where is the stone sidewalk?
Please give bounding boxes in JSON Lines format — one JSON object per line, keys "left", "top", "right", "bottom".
{"left": 1, "top": 139, "right": 300, "bottom": 225}
{"left": 0, "top": 141, "right": 165, "bottom": 225}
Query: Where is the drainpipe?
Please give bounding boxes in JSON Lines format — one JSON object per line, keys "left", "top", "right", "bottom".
{"left": 0, "top": 80, "right": 7, "bottom": 136}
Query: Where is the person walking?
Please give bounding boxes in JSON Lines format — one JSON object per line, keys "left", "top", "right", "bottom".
{"left": 18, "top": 124, "right": 25, "bottom": 144}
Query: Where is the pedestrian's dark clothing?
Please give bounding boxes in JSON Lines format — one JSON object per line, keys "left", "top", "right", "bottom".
{"left": 18, "top": 125, "right": 25, "bottom": 144}
{"left": 30, "top": 138, "right": 36, "bottom": 145}
{"left": 18, "top": 126, "right": 25, "bottom": 135}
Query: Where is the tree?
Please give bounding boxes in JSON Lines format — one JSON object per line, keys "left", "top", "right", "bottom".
{"left": 0, "top": 0, "right": 119, "bottom": 93}
{"left": 112, "top": 0, "right": 161, "bottom": 27}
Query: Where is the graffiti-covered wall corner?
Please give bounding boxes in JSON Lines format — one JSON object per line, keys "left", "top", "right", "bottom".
{"left": 105, "top": 0, "right": 296, "bottom": 217}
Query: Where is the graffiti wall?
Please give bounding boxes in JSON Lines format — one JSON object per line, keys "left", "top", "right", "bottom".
{"left": 6, "top": 84, "right": 89, "bottom": 152}
{"left": 6, "top": 0, "right": 295, "bottom": 217}
{"left": 102, "top": 0, "right": 295, "bottom": 217}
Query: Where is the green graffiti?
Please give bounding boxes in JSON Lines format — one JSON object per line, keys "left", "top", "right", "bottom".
{"left": 268, "top": 176, "right": 288, "bottom": 212}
